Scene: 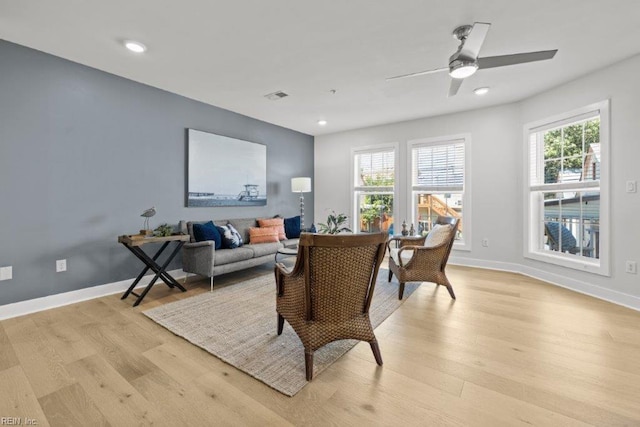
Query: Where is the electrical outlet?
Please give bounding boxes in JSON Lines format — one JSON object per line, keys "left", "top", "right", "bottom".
{"left": 481, "top": 238, "right": 489, "bottom": 247}
{"left": 0, "top": 266, "right": 12, "bottom": 281}
{"left": 626, "top": 261, "right": 637, "bottom": 274}
{"left": 626, "top": 181, "right": 637, "bottom": 193}
{"left": 56, "top": 259, "right": 67, "bottom": 273}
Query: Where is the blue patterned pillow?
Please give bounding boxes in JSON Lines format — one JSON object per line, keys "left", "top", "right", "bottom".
{"left": 216, "top": 223, "right": 244, "bottom": 249}
{"left": 192, "top": 221, "right": 222, "bottom": 250}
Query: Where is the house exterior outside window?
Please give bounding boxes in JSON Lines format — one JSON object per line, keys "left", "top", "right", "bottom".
{"left": 524, "top": 100, "right": 610, "bottom": 275}
{"left": 408, "top": 134, "right": 470, "bottom": 250}
{"left": 352, "top": 145, "right": 397, "bottom": 234}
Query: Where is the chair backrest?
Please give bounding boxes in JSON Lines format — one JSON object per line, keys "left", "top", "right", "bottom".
{"left": 297, "top": 232, "right": 387, "bottom": 322}
{"left": 545, "top": 222, "right": 577, "bottom": 252}
{"left": 434, "top": 216, "right": 460, "bottom": 269}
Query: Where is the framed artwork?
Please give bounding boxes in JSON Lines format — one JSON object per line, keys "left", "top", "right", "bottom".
{"left": 187, "top": 129, "right": 267, "bottom": 207}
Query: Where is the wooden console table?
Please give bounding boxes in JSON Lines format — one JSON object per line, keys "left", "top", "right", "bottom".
{"left": 118, "top": 234, "right": 190, "bottom": 306}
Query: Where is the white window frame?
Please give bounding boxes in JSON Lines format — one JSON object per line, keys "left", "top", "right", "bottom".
{"left": 523, "top": 100, "right": 610, "bottom": 276}
{"left": 350, "top": 143, "right": 399, "bottom": 234}
{"left": 407, "top": 134, "right": 471, "bottom": 251}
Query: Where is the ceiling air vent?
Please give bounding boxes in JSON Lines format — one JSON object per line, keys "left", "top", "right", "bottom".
{"left": 264, "top": 90, "right": 289, "bottom": 101}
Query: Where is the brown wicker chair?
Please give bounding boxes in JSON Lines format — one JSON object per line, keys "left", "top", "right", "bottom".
{"left": 388, "top": 216, "right": 460, "bottom": 300}
{"left": 274, "top": 232, "right": 387, "bottom": 381}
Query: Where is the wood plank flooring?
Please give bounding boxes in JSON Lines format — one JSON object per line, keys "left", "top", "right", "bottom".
{"left": 1, "top": 261, "right": 640, "bottom": 426}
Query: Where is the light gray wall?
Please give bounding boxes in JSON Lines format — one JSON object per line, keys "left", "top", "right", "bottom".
{"left": 0, "top": 40, "right": 314, "bottom": 306}
{"left": 520, "top": 54, "right": 640, "bottom": 298}
{"left": 315, "top": 103, "right": 522, "bottom": 264}
{"left": 315, "top": 53, "right": 640, "bottom": 308}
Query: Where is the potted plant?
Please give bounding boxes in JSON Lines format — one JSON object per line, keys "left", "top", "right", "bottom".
{"left": 318, "top": 211, "right": 352, "bottom": 234}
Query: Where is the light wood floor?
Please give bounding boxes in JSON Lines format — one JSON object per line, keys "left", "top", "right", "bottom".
{"left": 2, "top": 260, "right": 640, "bottom": 426}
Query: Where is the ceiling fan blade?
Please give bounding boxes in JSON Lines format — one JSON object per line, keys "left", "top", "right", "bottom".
{"left": 460, "top": 22, "right": 491, "bottom": 59}
{"left": 478, "top": 50, "right": 558, "bottom": 69}
{"left": 386, "top": 67, "right": 448, "bottom": 81}
{"left": 448, "top": 78, "right": 463, "bottom": 97}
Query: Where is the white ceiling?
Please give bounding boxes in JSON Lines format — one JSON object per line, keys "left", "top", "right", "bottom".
{"left": 2, "top": 1, "right": 640, "bottom": 136}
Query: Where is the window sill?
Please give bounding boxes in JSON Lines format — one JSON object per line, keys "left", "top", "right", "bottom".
{"left": 525, "top": 250, "right": 609, "bottom": 277}
{"left": 453, "top": 241, "right": 470, "bottom": 252}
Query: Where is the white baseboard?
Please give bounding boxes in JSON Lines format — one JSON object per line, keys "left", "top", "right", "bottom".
{"left": 2, "top": 258, "right": 639, "bottom": 321}
{"left": 449, "top": 256, "right": 640, "bottom": 312}
{"left": 0, "top": 269, "right": 186, "bottom": 321}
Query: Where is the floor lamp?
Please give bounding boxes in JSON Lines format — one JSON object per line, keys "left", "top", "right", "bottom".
{"left": 291, "top": 177, "right": 311, "bottom": 230}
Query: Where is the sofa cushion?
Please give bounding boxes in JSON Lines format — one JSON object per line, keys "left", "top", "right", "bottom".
{"left": 257, "top": 217, "right": 286, "bottom": 240}
{"left": 244, "top": 242, "right": 282, "bottom": 258}
{"left": 216, "top": 223, "right": 244, "bottom": 249}
{"left": 249, "top": 227, "right": 279, "bottom": 244}
{"left": 228, "top": 218, "right": 258, "bottom": 244}
{"left": 192, "top": 221, "right": 222, "bottom": 250}
{"left": 281, "top": 238, "right": 299, "bottom": 249}
{"left": 214, "top": 247, "right": 254, "bottom": 266}
{"left": 284, "top": 216, "right": 301, "bottom": 238}
{"left": 390, "top": 247, "right": 415, "bottom": 265}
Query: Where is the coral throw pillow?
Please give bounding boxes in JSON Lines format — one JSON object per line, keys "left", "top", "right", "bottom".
{"left": 249, "top": 227, "right": 279, "bottom": 244}
{"left": 258, "top": 217, "right": 286, "bottom": 240}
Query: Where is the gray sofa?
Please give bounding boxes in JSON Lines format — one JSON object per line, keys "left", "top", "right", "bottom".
{"left": 179, "top": 218, "right": 299, "bottom": 290}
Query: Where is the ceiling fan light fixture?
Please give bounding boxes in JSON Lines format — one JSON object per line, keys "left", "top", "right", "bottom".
{"left": 474, "top": 87, "right": 490, "bottom": 95}
{"left": 449, "top": 59, "right": 478, "bottom": 79}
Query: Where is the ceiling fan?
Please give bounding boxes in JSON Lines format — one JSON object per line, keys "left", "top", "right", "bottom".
{"left": 386, "top": 22, "right": 558, "bottom": 97}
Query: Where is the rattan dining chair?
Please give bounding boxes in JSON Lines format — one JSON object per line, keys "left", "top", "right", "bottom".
{"left": 274, "top": 232, "right": 387, "bottom": 381}
{"left": 388, "top": 216, "right": 459, "bottom": 300}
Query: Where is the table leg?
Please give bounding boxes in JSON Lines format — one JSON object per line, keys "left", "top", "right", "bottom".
{"left": 121, "top": 242, "right": 170, "bottom": 299}
{"left": 132, "top": 243, "right": 186, "bottom": 307}
{"left": 132, "top": 243, "right": 186, "bottom": 290}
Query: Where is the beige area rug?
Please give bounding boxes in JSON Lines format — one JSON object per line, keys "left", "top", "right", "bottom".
{"left": 143, "top": 269, "right": 418, "bottom": 396}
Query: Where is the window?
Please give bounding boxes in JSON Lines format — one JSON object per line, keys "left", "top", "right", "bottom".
{"left": 525, "top": 100, "right": 609, "bottom": 275}
{"left": 352, "top": 145, "right": 396, "bottom": 234}
{"left": 408, "top": 135, "right": 470, "bottom": 250}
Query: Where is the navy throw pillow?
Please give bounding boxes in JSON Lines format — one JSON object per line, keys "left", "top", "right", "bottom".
{"left": 216, "top": 223, "right": 244, "bottom": 249}
{"left": 284, "top": 216, "right": 301, "bottom": 239}
{"left": 192, "top": 221, "right": 222, "bottom": 250}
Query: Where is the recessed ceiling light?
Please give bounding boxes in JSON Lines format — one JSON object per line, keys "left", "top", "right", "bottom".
{"left": 317, "top": 120, "right": 327, "bottom": 126}
{"left": 124, "top": 40, "right": 147, "bottom": 53}
{"left": 474, "top": 87, "right": 490, "bottom": 95}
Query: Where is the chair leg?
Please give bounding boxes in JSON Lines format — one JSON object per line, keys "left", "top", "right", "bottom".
{"left": 210, "top": 276, "right": 214, "bottom": 292}
{"left": 369, "top": 339, "right": 383, "bottom": 366}
{"left": 277, "top": 313, "right": 284, "bottom": 335}
{"left": 388, "top": 269, "right": 393, "bottom": 282}
{"left": 398, "top": 282, "right": 405, "bottom": 300}
{"left": 441, "top": 276, "right": 456, "bottom": 299}
{"left": 445, "top": 284, "right": 456, "bottom": 299}
{"left": 305, "top": 351, "right": 314, "bottom": 381}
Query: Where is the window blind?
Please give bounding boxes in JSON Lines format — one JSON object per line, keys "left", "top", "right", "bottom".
{"left": 412, "top": 141, "right": 464, "bottom": 191}
{"left": 355, "top": 150, "right": 394, "bottom": 188}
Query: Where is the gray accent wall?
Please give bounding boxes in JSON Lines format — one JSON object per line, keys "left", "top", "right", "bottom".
{"left": 0, "top": 40, "right": 314, "bottom": 306}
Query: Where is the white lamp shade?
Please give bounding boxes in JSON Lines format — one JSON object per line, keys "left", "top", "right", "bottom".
{"left": 291, "top": 177, "right": 311, "bottom": 193}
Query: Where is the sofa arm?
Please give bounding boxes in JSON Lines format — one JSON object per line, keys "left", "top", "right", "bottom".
{"left": 182, "top": 241, "right": 215, "bottom": 277}
{"left": 184, "top": 241, "right": 213, "bottom": 249}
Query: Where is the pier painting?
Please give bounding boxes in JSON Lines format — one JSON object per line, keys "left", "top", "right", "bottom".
{"left": 187, "top": 129, "right": 267, "bottom": 207}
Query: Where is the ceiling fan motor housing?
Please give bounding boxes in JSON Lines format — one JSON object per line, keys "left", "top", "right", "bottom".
{"left": 449, "top": 49, "right": 478, "bottom": 78}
